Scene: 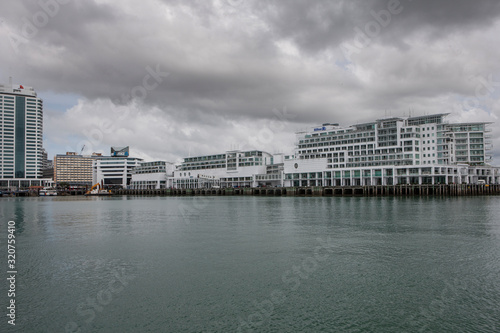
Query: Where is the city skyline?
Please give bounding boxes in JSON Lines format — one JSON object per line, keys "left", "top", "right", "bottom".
{"left": 1, "top": 0, "right": 500, "bottom": 164}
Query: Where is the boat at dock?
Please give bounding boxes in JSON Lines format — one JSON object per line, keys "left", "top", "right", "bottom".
{"left": 39, "top": 188, "right": 58, "bottom": 196}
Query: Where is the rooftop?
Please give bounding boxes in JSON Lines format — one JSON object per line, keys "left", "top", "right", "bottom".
{"left": 0, "top": 81, "right": 38, "bottom": 97}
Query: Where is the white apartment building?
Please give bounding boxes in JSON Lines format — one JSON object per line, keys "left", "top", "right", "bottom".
{"left": 283, "top": 114, "right": 499, "bottom": 186}
{"left": 173, "top": 150, "right": 284, "bottom": 188}
{"left": 0, "top": 81, "right": 51, "bottom": 189}
{"left": 130, "top": 161, "right": 175, "bottom": 189}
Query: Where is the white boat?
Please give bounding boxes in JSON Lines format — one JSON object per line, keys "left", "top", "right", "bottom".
{"left": 39, "top": 188, "right": 58, "bottom": 196}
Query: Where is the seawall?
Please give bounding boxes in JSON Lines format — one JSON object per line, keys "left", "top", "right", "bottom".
{"left": 114, "top": 184, "right": 500, "bottom": 197}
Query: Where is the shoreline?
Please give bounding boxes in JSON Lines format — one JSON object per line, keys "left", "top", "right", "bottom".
{"left": 115, "top": 184, "right": 500, "bottom": 197}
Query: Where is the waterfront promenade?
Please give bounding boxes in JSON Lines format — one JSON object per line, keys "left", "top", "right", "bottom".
{"left": 115, "top": 184, "right": 500, "bottom": 197}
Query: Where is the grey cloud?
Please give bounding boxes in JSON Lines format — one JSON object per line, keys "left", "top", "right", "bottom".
{"left": 253, "top": 0, "right": 500, "bottom": 53}
{"left": 1, "top": 0, "right": 500, "bottom": 162}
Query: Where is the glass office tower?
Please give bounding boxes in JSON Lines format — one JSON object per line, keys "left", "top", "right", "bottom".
{"left": 0, "top": 81, "right": 44, "bottom": 188}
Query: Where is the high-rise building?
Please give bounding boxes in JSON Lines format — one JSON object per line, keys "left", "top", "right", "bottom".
{"left": 0, "top": 80, "right": 48, "bottom": 189}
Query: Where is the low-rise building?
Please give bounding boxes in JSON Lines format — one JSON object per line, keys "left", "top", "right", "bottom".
{"left": 92, "top": 155, "right": 143, "bottom": 188}
{"left": 130, "top": 161, "right": 175, "bottom": 189}
{"left": 173, "top": 150, "right": 284, "bottom": 188}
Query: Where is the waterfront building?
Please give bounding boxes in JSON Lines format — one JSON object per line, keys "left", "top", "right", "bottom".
{"left": 54, "top": 152, "right": 101, "bottom": 187}
{"left": 92, "top": 149, "right": 143, "bottom": 188}
{"left": 173, "top": 150, "right": 284, "bottom": 188}
{"left": 130, "top": 161, "right": 175, "bottom": 189}
{"left": 166, "top": 115, "right": 498, "bottom": 189}
{"left": 0, "top": 80, "right": 51, "bottom": 189}
{"left": 283, "top": 114, "right": 499, "bottom": 186}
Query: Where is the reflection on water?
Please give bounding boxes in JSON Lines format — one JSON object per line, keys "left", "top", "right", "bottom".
{"left": 0, "top": 196, "right": 499, "bottom": 332}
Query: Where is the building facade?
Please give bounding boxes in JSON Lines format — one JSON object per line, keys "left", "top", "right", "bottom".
{"left": 172, "top": 150, "right": 284, "bottom": 188}
{"left": 130, "top": 161, "right": 175, "bottom": 189}
{"left": 54, "top": 152, "right": 101, "bottom": 186}
{"left": 283, "top": 114, "right": 499, "bottom": 186}
{"left": 0, "top": 81, "right": 50, "bottom": 189}
{"left": 165, "top": 115, "right": 498, "bottom": 189}
{"left": 92, "top": 156, "right": 143, "bottom": 188}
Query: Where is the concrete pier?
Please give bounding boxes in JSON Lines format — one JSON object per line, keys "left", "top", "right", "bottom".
{"left": 114, "top": 184, "right": 500, "bottom": 197}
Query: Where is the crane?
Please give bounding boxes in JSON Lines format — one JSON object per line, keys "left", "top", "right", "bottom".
{"left": 80, "top": 145, "right": 85, "bottom": 155}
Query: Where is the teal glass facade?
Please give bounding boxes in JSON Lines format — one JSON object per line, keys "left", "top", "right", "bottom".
{"left": 14, "top": 96, "right": 26, "bottom": 178}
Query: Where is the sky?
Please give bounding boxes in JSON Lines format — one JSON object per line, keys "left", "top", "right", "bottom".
{"left": 1, "top": 0, "right": 500, "bottom": 165}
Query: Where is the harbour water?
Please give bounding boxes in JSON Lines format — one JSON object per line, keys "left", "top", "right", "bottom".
{"left": 1, "top": 196, "right": 500, "bottom": 332}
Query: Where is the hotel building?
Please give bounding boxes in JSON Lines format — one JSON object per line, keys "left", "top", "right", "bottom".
{"left": 283, "top": 114, "right": 499, "bottom": 186}
{"left": 54, "top": 152, "right": 102, "bottom": 186}
{"left": 0, "top": 81, "right": 50, "bottom": 189}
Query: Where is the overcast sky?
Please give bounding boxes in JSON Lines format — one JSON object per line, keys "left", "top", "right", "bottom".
{"left": 1, "top": 0, "right": 500, "bottom": 164}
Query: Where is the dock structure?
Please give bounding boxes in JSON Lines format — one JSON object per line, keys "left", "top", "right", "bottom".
{"left": 3, "top": 184, "right": 497, "bottom": 197}
{"left": 114, "top": 184, "right": 500, "bottom": 197}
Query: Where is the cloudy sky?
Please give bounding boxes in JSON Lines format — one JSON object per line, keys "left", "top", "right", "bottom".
{"left": 1, "top": 0, "right": 500, "bottom": 164}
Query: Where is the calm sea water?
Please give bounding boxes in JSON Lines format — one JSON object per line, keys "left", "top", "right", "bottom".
{"left": 1, "top": 196, "right": 500, "bottom": 332}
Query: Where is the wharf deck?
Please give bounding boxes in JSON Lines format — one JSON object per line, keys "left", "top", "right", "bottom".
{"left": 114, "top": 184, "right": 500, "bottom": 197}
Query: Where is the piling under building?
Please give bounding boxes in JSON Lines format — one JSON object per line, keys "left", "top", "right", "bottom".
{"left": 115, "top": 184, "right": 500, "bottom": 197}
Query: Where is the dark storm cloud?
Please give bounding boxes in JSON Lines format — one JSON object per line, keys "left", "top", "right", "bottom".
{"left": 254, "top": 0, "right": 500, "bottom": 53}
{"left": 2, "top": 0, "right": 355, "bottom": 123}
{"left": 3, "top": 0, "right": 500, "bottom": 123}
